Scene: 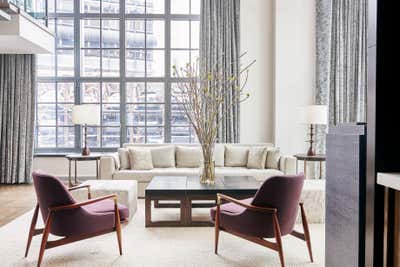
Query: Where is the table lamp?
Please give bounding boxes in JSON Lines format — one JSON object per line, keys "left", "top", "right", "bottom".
{"left": 300, "top": 105, "right": 328, "bottom": 156}
{"left": 72, "top": 104, "right": 100, "bottom": 156}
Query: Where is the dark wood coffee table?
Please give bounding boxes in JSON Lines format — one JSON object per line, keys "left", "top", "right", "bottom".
{"left": 145, "top": 176, "right": 260, "bottom": 227}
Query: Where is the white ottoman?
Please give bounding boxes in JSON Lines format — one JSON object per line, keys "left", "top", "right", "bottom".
{"left": 70, "top": 180, "right": 138, "bottom": 221}
{"left": 297, "top": 179, "right": 325, "bottom": 224}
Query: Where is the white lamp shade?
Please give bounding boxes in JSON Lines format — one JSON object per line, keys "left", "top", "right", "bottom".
{"left": 72, "top": 105, "right": 100, "bottom": 125}
{"left": 299, "top": 105, "right": 328, "bottom": 125}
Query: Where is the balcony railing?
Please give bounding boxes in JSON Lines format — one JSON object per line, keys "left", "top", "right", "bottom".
{"left": 1, "top": 0, "right": 48, "bottom": 24}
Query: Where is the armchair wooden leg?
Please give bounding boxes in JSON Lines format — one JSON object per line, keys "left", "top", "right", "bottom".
{"left": 37, "top": 212, "right": 53, "bottom": 267}
{"left": 273, "top": 214, "right": 285, "bottom": 267}
{"left": 114, "top": 199, "right": 122, "bottom": 255}
{"left": 300, "top": 203, "right": 313, "bottom": 262}
{"left": 214, "top": 204, "right": 220, "bottom": 254}
{"left": 25, "top": 204, "right": 39, "bottom": 257}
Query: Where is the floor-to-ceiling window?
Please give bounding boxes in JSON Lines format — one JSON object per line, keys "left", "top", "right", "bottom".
{"left": 35, "top": 0, "right": 200, "bottom": 152}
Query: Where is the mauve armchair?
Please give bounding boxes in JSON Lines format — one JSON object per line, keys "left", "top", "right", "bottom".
{"left": 25, "top": 171, "right": 129, "bottom": 267}
{"left": 210, "top": 174, "right": 312, "bottom": 267}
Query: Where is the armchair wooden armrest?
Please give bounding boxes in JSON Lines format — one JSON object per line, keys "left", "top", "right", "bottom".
{"left": 217, "top": 193, "right": 277, "bottom": 214}
{"left": 49, "top": 194, "right": 117, "bottom": 212}
{"left": 68, "top": 184, "right": 91, "bottom": 199}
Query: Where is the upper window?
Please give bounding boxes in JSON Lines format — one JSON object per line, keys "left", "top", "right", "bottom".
{"left": 35, "top": 0, "right": 200, "bottom": 152}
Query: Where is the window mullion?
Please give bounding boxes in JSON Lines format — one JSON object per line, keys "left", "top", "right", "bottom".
{"left": 74, "top": 0, "right": 81, "bottom": 151}
{"left": 120, "top": 0, "right": 127, "bottom": 146}
{"left": 165, "top": 0, "right": 171, "bottom": 143}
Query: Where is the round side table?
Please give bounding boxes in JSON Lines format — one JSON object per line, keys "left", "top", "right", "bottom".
{"left": 65, "top": 153, "right": 102, "bottom": 187}
{"left": 293, "top": 154, "right": 326, "bottom": 179}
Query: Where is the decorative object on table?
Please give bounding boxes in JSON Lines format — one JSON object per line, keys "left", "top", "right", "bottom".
{"left": 171, "top": 55, "right": 255, "bottom": 184}
{"left": 65, "top": 153, "right": 102, "bottom": 187}
{"left": 293, "top": 153, "right": 326, "bottom": 179}
{"left": 300, "top": 105, "right": 328, "bottom": 156}
{"left": 72, "top": 104, "right": 100, "bottom": 156}
{"left": 210, "top": 174, "right": 313, "bottom": 267}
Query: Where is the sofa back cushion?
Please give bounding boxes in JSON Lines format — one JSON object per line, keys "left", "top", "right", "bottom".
{"left": 213, "top": 144, "right": 225, "bottom": 167}
{"left": 247, "top": 147, "right": 268, "bottom": 169}
{"left": 118, "top": 148, "right": 130, "bottom": 169}
{"left": 224, "top": 145, "right": 249, "bottom": 167}
{"left": 266, "top": 147, "right": 281, "bottom": 169}
{"left": 128, "top": 148, "right": 154, "bottom": 170}
{"left": 176, "top": 146, "right": 202, "bottom": 167}
{"left": 151, "top": 146, "right": 175, "bottom": 168}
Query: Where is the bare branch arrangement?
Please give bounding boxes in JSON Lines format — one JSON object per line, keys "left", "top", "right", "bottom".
{"left": 172, "top": 53, "right": 255, "bottom": 184}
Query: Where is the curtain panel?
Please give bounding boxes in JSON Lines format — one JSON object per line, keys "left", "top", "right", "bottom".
{"left": 0, "top": 54, "right": 36, "bottom": 184}
{"left": 200, "top": 0, "right": 240, "bottom": 143}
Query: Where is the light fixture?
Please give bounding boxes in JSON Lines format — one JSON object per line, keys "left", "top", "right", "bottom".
{"left": 300, "top": 105, "right": 328, "bottom": 156}
{"left": 72, "top": 104, "right": 100, "bottom": 156}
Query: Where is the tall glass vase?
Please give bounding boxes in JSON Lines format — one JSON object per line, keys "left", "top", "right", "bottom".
{"left": 200, "top": 144, "right": 216, "bottom": 184}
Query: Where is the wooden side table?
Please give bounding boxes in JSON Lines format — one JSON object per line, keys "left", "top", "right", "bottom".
{"left": 294, "top": 154, "right": 326, "bottom": 179}
{"left": 65, "top": 153, "right": 102, "bottom": 187}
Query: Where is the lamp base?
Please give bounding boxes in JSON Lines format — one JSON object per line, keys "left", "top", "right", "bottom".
{"left": 307, "top": 147, "right": 315, "bottom": 157}
{"left": 82, "top": 146, "right": 90, "bottom": 156}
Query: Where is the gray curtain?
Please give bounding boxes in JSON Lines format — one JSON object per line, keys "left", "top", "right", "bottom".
{"left": 316, "top": 0, "right": 367, "bottom": 153}
{"left": 200, "top": 0, "right": 240, "bottom": 143}
{"left": 0, "top": 55, "right": 36, "bottom": 184}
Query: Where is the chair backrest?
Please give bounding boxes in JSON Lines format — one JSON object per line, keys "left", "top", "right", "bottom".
{"left": 32, "top": 171, "right": 76, "bottom": 223}
{"left": 251, "top": 174, "right": 304, "bottom": 236}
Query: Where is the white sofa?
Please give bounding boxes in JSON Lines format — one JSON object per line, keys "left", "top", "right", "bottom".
{"left": 99, "top": 143, "right": 297, "bottom": 197}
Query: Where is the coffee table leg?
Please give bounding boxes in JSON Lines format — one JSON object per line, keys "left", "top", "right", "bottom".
{"left": 180, "top": 198, "right": 187, "bottom": 226}
{"left": 145, "top": 197, "right": 151, "bottom": 227}
{"left": 68, "top": 159, "right": 72, "bottom": 187}
{"left": 184, "top": 198, "right": 192, "bottom": 226}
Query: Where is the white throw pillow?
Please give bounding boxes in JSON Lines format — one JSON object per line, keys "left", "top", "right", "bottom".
{"left": 266, "top": 148, "right": 281, "bottom": 169}
{"left": 128, "top": 148, "right": 153, "bottom": 170}
{"left": 213, "top": 144, "right": 225, "bottom": 167}
{"left": 176, "top": 146, "right": 202, "bottom": 167}
{"left": 151, "top": 146, "right": 175, "bottom": 168}
{"left": 247, "top": 147, "right": 268, "bottom": 169}
{"left": 224, "top": 145, "right": 249, "bottom": 167}
{"left": 118, "top": 148, "right": 130, "bottom": 169}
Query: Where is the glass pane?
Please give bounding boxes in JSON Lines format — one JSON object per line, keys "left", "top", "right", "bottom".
{"left": 146, "top": 20, "right": 164, "bottom": 48}
{"left": 37, "top": 54, "right": 55, "bottom": 77}
{"left": 81, "top": 0, "right": 100, "bottom": 13}
{"left": 102, "top": 83, "right": 120, "bottom": 103}
{"left": 190, "top": 50, "right": 199, "bottom": 64}
{"left": 126, "top": 20, "right": 145, "bottom": 48}
{"left": 102, "top": 104, "right": 120, "bottom": 126}
{"left": 147, "top": 50, "right": 164, "bottom": 77}
{"left": 48, "top": 0, "right": 55, "bottom": 13}
{"left": 81, "top": 19, "right": 100, "bottom": 48}
{"left": 56, "top": 19, "right": 74, "bottom": 48}
{"left": 171, "top": 82, "right": 189, "bottom": 103}
{"left": 102, "top": 20, "right": 119, "bottom": 48}
{"left": 58, "top": 83, "right": 74, "bottom": 102}
{"left": 171, "top": 0, "right": 189, "bottom": 14}
{"left": 126, "top": 104, "right": 145, "bottom": 126}
{"left": 171, "top": 127, "right": 190, "bottom": 143}
{"left": 126, "top": 0, "right": 145, "bottom": 14}
{"left": 57, "top": 49, "right": 74, "bottom": 77}
{"left": 37, "top": 83, "right": 55, "bottom": 102}
{"left": 82, "top": 83, "right": 100, "bottom": 103}
{"left": 126, "top": 83, "right": 145, "bottom": 103}
{"left": 37, "top": 127, "right": 56, "bottom": 147}
{"left": 171, "top": 50, "right": 190, "bottom": 73}
{"left": 171, "top": 21, "right": 189, "bottom": 48}
{"left": 57, "top": 0, "right": 73, "bottom": 13}
{"left": 102, "top": 49, "right": 120, "bottom": 77}
{"left": 102, "top": 127, "right": 120, "bottom": 147}
{"left": 147, "top": 104, "right": 164, "bottom": 126}
{"left": 191, "top": 21, "right": 199, "bottom": 49}
{"left": 57, "top": 104, "right": 73, "bottom": 126}
{"left": 147, "top": 83, "right": 164, "bottom": 102}
{"left": 126, "top": 50, "right": 145, "bottom": 77}
{"left": 147, "top": 127, "right": 164, "bottom": 143}
{"left": 86, "top": 127, "right": 101, "bottom": 147}
{"left": 81, "top": 49, "right": 101, "bottom": 77}
{"left": 147, "top": 0, "right": 164, "bottom": 14}
{"left": 126, "top": 127, "right": 145, "bottom": 143}
{"left": 102, "top": 0, "right": 120, "bottom": 13}
{"left": 57, "top": 127, "right": 74, "bottom": 147}
{"left": 191, "top": 0, "right": 200, "bottom": 14}
{"left": 47, "top": 19, "right": 56, "bottom": 35}
{"left": 190, "top": 127, "right": 198, "bottom": 142}
{"left": 37, "top": 104, "right": 56, "bottom": 125}
{"left": 171, "top": 104, "right": 189, "bottom": 125}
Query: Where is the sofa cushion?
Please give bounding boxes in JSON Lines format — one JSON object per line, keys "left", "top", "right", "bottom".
{"left": 215, "top": 167, "right": 283, "bottom": 181}
{"left": 112, "top": 168, "right": 199, "bottom": 182}
{"left": 176, "top": 146, "right": 202, "bottom": 167}
{"left": 266, "top": 148, "right": 280, "bottom": 169}
{"left": 128, "top": 148, "right": 154, "bottom": 170}
{"left": 224, "top": 145, "right": 249, "bottom": 167}
{"left": 213, "top": 144, "right": 225, "bottom": 167}
{"left": 151, "top": 146, "right": 175, "bottom": 168}
{"left": 247, "top": 147, "right": 268, "bottom": 169}
{"left": 118, "top": 148, "right": 130, "bottom": 169}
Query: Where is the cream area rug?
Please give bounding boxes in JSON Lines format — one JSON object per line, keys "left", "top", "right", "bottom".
{"left": 0, "top": 199, "right": 324, "bottom": 267}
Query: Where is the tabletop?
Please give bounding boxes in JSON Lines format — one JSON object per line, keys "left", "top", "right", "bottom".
{"left": 65, "top": 153, "right": 102, "bottom": 160}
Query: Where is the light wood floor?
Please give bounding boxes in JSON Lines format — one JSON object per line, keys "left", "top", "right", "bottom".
{"left": 0, "top": 184, "right": 36, "bottom": 227}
